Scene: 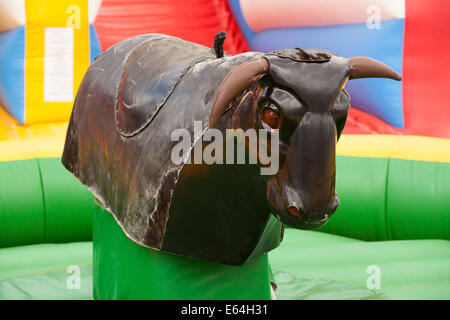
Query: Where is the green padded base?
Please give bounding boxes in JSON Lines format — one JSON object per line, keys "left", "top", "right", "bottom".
{"left": 93, "top": 202, "right": 272, "bottom": 300}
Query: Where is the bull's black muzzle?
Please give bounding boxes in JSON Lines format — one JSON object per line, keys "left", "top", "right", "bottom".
{"left": 268, "top": 112, "right": 339, "bottom": 229}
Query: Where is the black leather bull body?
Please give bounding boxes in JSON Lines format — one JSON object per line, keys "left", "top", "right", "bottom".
{"left": 62, "top": 33, "right": 400, "bottom": 265}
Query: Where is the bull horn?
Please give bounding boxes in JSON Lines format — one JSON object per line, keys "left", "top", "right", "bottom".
{"left": 349, "top": 56, "right": 402, "bottom": 81}
{"left": 209, "top": 58, "right": 269, "bottom": 128}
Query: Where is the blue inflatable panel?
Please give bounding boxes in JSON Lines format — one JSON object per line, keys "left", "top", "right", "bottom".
{"left": 250, "top": 19, "right": 405, "bottom": 128}
{"left": 0, "top": 27, "right": 25, "bottom": 123}
{"left": 227, "top": 0, "right": 255, "bottom": 45}
{"left": 89, "top": 24, "right": 102, "bottom": 64}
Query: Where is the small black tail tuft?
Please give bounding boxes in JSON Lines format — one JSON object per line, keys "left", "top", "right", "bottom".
{"left": 212, "top": 31, "right": 226, "bottom": 58}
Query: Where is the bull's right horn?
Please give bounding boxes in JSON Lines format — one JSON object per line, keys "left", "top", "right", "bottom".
{"left": 349, "top": 56, "right": 402, "bottom": 81}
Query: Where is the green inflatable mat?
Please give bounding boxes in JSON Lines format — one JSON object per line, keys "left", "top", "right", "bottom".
{"left": 1, "top": 229, "right": 448, "bottom": 299}
{"left": 0, "top": 242, "right": 92, "bottom": 300}
{"left": 0, "top": 241, "right": 382, "bottom": 300}
{"left": 270, "top": 229, "right": 450, "bottom": 300}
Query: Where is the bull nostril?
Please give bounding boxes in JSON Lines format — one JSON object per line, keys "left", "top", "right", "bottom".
{"left": 287, "top": 206, "right": 302, "bottom": 219}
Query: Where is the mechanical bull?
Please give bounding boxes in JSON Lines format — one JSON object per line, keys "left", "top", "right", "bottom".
{"left": 62, "top": 33, "right": 401, "bottom": 265}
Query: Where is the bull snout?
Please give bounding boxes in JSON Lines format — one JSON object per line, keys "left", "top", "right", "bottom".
{"left": 284, "top": 194, "right": 340, "bottom": 229}
{"left": 267, "top": 111, "right": 339, "bottom": 229}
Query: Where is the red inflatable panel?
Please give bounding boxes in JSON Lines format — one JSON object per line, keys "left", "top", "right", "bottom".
{"left": 94, "top": 0, "right": 249, "bottom": 55}
{"left": 346, "top": 0, "right": 450, "bottom": 139}
{"left": 402, "top": 0, "right": 450, "bottom": 139}
{"left": 343, "top": 107, "right": 401, "bottom": 136}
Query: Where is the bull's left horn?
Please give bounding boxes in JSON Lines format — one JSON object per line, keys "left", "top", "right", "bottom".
{"left": 209, "top": 58, "right": 269, "bottom": 128}
{"left": 349, "top": 56, "right": 402, "bottom": 81}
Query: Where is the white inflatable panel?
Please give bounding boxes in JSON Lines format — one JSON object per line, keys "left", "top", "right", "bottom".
{"left": 88, "top": 0, "right": 102, "bottom": 24}
{"left": 0, "top": 0, "right": 26, "bottom": 32}
{"left": 241, "top": 0, "right": 405, "bottom": 32}
{"left": 43, "top": 27, "right": 74, "bottom": 102}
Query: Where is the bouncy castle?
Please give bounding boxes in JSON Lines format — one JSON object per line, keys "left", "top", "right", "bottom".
{"left": 0, "top": 0, "right": 449, "bottom": 300}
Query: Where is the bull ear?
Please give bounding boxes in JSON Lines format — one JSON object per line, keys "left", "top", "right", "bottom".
{"left": 209, "top": 58, "right": 269, "bottom": 128}
{"left": 349, "top": 56, "right": 402, "bottom": 81}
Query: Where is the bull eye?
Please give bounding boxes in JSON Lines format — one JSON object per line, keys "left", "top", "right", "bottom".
{"left": 262, "top": 107, "right": 281, "bottom": 129}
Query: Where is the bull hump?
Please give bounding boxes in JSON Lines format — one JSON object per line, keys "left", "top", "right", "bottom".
{"left": 266, "top": 52, "right": 349, "bottom": 111}
{"left": 115, "top": 36, "right": 216, "bottom": 137}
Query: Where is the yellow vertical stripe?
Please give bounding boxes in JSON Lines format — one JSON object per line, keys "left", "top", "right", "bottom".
{"left": 24, "top": 0, "right": 89, "bottom": 124}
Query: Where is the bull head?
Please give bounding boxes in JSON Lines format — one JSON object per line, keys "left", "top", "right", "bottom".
{"left": 209, "top": 49, "right": 401, "bottom": 230}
